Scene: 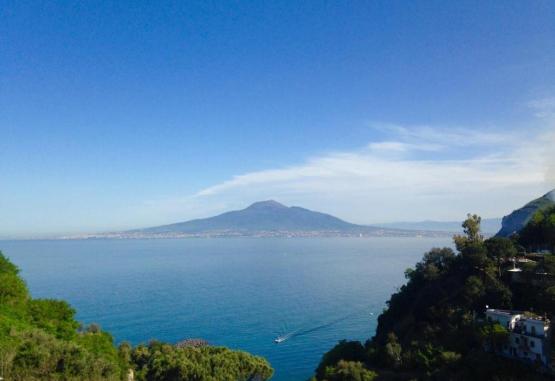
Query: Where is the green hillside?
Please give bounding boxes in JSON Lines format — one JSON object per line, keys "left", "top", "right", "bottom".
{"left": 313, "top": 213, "right": 555, "bottom": 380}
{"left": 0, "top": 251, "right": 273, "bottom": 381}
{"left": 519, "top": 205, "right": 555, "bottom": 252}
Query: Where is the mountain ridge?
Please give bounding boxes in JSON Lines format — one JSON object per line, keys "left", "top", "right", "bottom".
{"left": 132, "top": 200, "right": 366, "bottom": 235}
{"left": 496, "top": 189, "right": 555, "bottom": 237}
{"left": 93, "top": 200, "right": 451, "bottom": 239}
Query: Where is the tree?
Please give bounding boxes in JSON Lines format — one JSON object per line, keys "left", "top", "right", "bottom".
{"left": 415, "top": 247, "right": 456, "bottom": 280}
{"left": 118, "top": 341, "right": 132, "bottom": 368}
{"left": 0, "top": 251, "right": 19, "bottom": 274}
{"left": 463, "top": 276, "right": 485, "bottom": 306}
{"left": 323, "top": 360, "right": 377, "bottom": 381}
{"left": 454, "top": 214, "right": 488, "bottom": 269}
{"left": 27, "top": 299, "right": 79, "bottom": 340}
{"left": 485, "top": 237, "right": 517, "bottom": 276}
{"left": 383, "top": 333, "right": 402, "bottom": 368}
{"left": 479, "top": 323, "right": 509, "bottom": 352}
{"left": 0, "top": 340, "right": 15, "bottom": 381}
{"left": 455, "top": 214, "right": 483, "bottom": 246}
{"left": 315, "top": 341, "right": 366, "bottom": 379}
{"left": 86, "top": 323, "right": 101, "bottom": 334}
{"left": 519, "top": 206, "right": 555, "bottom": 251}
{"left": 0, "top": 272, "right": 28, "bottom": 305}
{"left": 135, "top": 345, "right": 273, "bottom": 381}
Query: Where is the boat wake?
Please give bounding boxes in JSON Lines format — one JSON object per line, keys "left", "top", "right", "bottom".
{"left": 274, "top": 334, "right": 292, "bottom": 343}
{"left": 274, "top": 308, "right": 372, "bottom": 344}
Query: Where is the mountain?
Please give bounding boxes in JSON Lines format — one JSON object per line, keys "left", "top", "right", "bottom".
{"left": 378, "top": 218, "right": 502, "bottom": 235}
{"left": 97, "top": 200, "right": 455, "bottom": 239}
{"left": 132, "top": 200, "right": 370, "bottom": 236}
{"left": 496, "top": 189, "right": 555, "bottom": 237}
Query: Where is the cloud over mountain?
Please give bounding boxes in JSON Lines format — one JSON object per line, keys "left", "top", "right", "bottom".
{"left": 166, "top": 124, "right": 550, "bottom": 225}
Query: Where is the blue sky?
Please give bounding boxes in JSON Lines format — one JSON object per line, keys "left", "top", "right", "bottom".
{"left": 1, "top": 1, "right": 555, "bottom": 237}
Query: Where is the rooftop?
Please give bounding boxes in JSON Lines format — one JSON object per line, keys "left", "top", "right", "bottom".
{"left": 486, "top": 309, "right": 522, "bottom": 316}
{"left": 486, "top": 309, "right": 549, "bottom": 323}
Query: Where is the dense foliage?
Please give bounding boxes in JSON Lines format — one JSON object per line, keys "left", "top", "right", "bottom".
{"left": 0, "top": 251, "right": 273, "bottom": 381}
{"left": 519, "top": 205, "right": 555, "bottom": 252}
{"left": 314, "top": 214, "right": 555, "bottom": 380}
{"left": 124, "top": 340, "right": 273, "bottom": 381}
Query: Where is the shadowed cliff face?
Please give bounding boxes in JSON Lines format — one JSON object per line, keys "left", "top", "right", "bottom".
{"left": 497, "top": 189, "right": 555, "bottom": 237}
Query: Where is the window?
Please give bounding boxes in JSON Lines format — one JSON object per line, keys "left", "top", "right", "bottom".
{"left": 532, "top": 326, "right": 536, "bottom": 335}
{"left": 530, "top": 340, "right": 535, "bottom": 348}
{"left": 515, "top": 337, "right": 520, "bottom": 344}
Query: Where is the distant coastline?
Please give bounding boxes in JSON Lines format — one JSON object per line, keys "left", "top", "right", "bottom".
{"left": 58, "top": 228, "right": 455, "bottom": 240}
{"left": 56, "top": 200, "right": 462, "bottom": 240}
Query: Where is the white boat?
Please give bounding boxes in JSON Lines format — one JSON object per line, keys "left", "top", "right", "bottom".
{"left": 274, "top": 337, "right": 285, "bottom": 343}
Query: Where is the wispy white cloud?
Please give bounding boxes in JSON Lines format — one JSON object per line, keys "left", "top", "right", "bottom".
{"left": 526, "top": 97, "right": 555, "bottom": 185}
{"left": 142, "top": 102, "right": 555, "bottom": 225}
{"left": 369, "top": 123, "right": 526, "bottom": 152}
{"left": 543, "top": 128, "right": 555, "bottom": 186}
{"left": 528, "top": 97, "right": 555, "bottom": 119}
{"left": 367, "top": 141, "right": 444, "bottom": 154}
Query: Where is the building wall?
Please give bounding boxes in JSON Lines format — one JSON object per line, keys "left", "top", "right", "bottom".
{"left": 522, "top": 319, "right": 548, "bottom": 338}
{"left": 504, "top": 333, "right": 547, "bottom": 365}
{"left": 485, "top": 310, "right": 550, "bottom": 366}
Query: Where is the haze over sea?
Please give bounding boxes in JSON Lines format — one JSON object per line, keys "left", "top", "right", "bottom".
{"left": 3, "top": 237, "right": 452, "bottom": 380}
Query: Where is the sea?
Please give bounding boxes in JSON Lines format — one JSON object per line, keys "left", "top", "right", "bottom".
{"left": 1, "top": 237, "right": 453, "bottom": 380}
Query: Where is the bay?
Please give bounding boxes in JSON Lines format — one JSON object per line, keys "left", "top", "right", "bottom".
{"left": 1, "top": 237, "right": 452, "bottom": 380}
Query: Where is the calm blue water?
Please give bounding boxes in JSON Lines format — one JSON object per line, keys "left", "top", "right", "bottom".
{"left": 1, "top": 237, "right": 452, "bottom": 380}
